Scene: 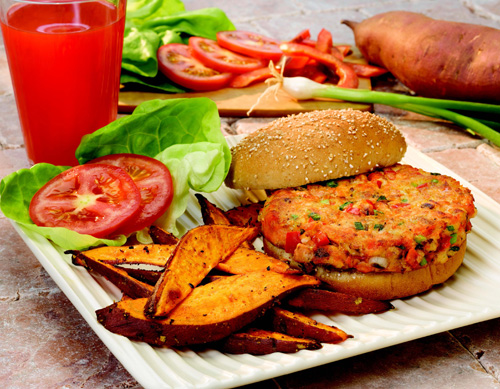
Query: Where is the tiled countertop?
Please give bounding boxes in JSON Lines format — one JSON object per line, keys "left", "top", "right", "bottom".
{"left": 1, "top": 0, "right": 500, "bottom": 388}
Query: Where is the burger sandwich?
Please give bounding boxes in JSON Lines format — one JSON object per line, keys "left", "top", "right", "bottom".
{"left": 225, "top": 109, "right": 476, "bottom": 300}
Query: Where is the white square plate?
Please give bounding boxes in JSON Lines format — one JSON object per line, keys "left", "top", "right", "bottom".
{"left": 12, "top": 137, "right": 500, "bottom": 389}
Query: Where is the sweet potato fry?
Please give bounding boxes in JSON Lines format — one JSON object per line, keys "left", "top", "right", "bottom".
{"left": 96, "top": 271, "right": 321, "bottom": 347}
{"left": 218, "top": 328, "right": 322, "bottom": 355}
{"left": 149, "top": 225, "right": 179, "bottom": 246}
{"left": 224, "top": 202, "right": 263, "bottom": 229}
{"left": 196, "top": 193, "right": 263, "bottom": 229}
{"left": 79, "top": 244, "right": 174, "bottom": 267}
{"left": 145, "top": 225, "right": 259, "bottom": 318}
{"left": 69, "top": 251, "right": 154, "bottom": 298}
{"left": 195, "top": 193, "right": 231, "bottom": 226}
{"left": 71, "top": 244, "right": 175, "bottom": 286}
{"left": 286, "top": 288, "right": 394, "bottom": 314}
{"left": 270, "top": 307, "right": 352, "bottom": 343}
{"left": 218, "top": 247, "right": 301, "bottom": 275}
{"left": 148, "top": 221, "right": 295, "bottom": 275}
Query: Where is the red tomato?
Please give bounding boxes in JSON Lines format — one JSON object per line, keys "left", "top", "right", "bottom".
{"left": 29, "top": 164, "right": 142, "bottom": 238}
{"left": 88, "top": 154, "right": 174, "bottom": 236}
{"left": 312, "top": 230, "right": 330, "bottom": 247}
{"left": 216, "top": 30, "right": 283, "bottom": 61}
{"left": 285, "top": 230, "right": 302, "bottom": 253}
{"left": 157, "top": 43, "right": 233, "bottom": 91}
{"left": 189, "top": 36, "right": 266, "bottom": 74}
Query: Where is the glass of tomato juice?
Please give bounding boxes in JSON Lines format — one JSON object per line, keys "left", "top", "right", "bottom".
{"left": 0, "top": 0, "right": 126, "bottom": 166}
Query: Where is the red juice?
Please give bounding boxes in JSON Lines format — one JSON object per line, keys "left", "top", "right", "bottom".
{"left": 1, "top": 0, "right": 125, "bottom": 166}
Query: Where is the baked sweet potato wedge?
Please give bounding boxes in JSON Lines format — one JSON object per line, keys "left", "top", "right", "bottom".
{"left": 218, "top": 247, "right": 301, "bottom": 275}
{"left": 96, "top": 271, "right": 321, "bottom": 347}
{"left": 147, "top": 222, "right": 296, "bottom": 275}
{"left": 270, "top": 307, "right": 352, "bottom": 343}
{"left": 149, "top": 225, "right": 179, "bottom": 245}
{"left": 286, "top": 288, "right": 394, "bottom": 314}
{"left": 71, "top": 244, "right": 174, "bottom": 286}
{"left": 224, "top": 202, "right": 263, "bottom": 229}
{"left": 79, "top": 244, "right": 174, "bottom": 267}
{"left": 196, "top": 194, "right": 263, "bottom": 229}
{"left": 195, "top": 194, "right": 231, "bottom": 226}
{"left": 145, "top": 225, "right": 259, "bottom": 318}
{"left": 218, "top": 328, "right": 322, "bottom": 355}
{"left": 69, "top": 251, "right": 154, "bottom": 299}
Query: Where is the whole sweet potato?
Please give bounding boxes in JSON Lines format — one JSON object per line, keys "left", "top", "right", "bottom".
{"left": 343, "top": 11, "right": 500, "bottom": 102}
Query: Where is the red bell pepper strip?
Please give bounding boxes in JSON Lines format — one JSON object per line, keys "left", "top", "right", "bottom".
{"left": 289, "top": 29, "right": 311, "bottom": 43}
{"left": 315, "top": 28, "right": 333, "bottom": 53}
{"left": 279, "top": 42, "right": 359, "bottom": 88}
{"left": 285, "top": 64, "right": 328, "bottom": 83}
{"left": 350, "top": 63, "right": 388, "bottom": 78}
{"left": 229, "top": 67, "right": 273, "bottom": 88}
{"left": 335, "top": 45, "right": 351, "bottom": 57}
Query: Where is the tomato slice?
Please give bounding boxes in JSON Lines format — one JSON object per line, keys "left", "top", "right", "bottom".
{"left": 189, "top": 36, "right": 266, "bottom": 74}
{"left": 157, "top": 43, "right": 233, "bottom": 91}
{"left": 29, "top": 164, "right": 142, "bottom": 238}
{"left": 216, "top": 30, "right": 283, "bottom": 61}
{"left": 88, "top": 154, "right": 174, "bottom": 236}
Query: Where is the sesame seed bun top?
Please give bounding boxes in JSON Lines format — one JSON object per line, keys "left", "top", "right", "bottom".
{"left": 225, "top": 109, "right": 407, "bottom": 190}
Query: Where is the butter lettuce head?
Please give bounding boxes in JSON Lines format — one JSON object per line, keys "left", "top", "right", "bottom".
{"left": 0, "top": 97, "right": 230, "bottom": 250}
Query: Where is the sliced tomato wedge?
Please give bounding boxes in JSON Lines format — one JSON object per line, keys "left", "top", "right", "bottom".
{"left": 217, "top": 30, "right": 283, "bottom": 61}
{"left": 189, "top": 36, "right": 266, "bottom": 74}
{"left": 29, "top": 164, "right": 142, "bottom": 238}
{"left": 157, "top": 43, "right": 233, "bottom": 91}
{"left": 88, "top": 154, "right": 174, "bottom": 236}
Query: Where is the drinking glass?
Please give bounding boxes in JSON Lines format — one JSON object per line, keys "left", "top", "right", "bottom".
{"left": 0, "top": 0, "right": 126, "bottom": 166}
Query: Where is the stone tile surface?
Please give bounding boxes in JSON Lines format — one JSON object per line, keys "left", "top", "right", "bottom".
{"left": 1, "top": 0, "right": 500, "bottom": 388}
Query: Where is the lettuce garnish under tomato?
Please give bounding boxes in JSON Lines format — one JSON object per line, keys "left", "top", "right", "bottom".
{"left": 0, "top": 97, "right": 231, "bottom": 250}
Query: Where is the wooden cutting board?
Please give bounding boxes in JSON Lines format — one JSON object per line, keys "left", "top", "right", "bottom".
{"left": 118, "top": 47, "right": 372, "bottom": 117}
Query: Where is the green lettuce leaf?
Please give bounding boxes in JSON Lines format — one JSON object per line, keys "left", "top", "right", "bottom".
{"left": 0, "top": 97, "right": 230, "bottom": 249}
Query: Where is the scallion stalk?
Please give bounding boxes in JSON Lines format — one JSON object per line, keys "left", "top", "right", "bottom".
{"left": 278, "top": 76, "right": 500, "bottom": 147}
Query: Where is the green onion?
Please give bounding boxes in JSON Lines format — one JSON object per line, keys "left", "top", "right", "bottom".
{"left": 339, "top": 201, "right": 352, "bottom": 210}
{"left": 419, "top": 258, "right": 428, "bottom": 266}
{"left": 308, "top": 212, "right": 321, "bottom": 221}
{"left": 354, "top": 221, "right": 365, "bottom": 230}
{"left": 446, "top": 225, "right": 455, "bottom": 231}
{"left": 275, "top": 75, "right": 500, "bottom": 147}
{"left": 414, "top": 235, "right": 426, "bottom": 244}
{"left": 450, "top": 233, "right": 458, "bottom": 244}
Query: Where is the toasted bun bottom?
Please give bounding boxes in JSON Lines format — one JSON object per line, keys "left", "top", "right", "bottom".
{"left": 263, "top": 238, "right": 466, "bottom": 300}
